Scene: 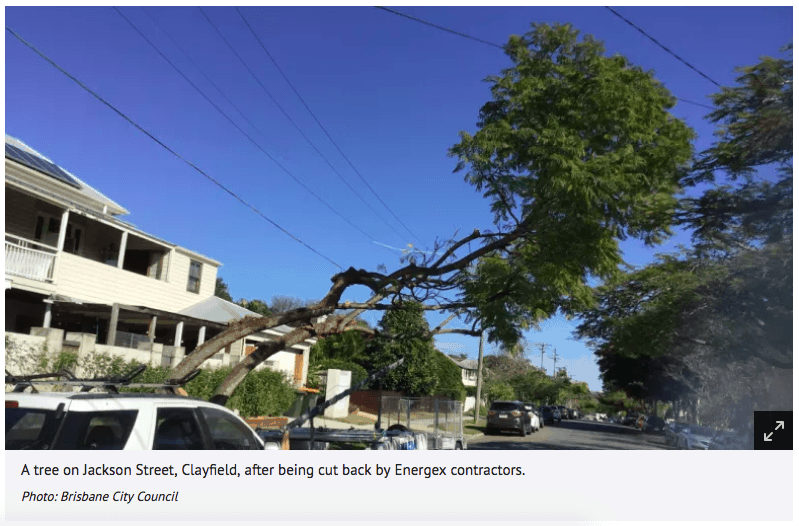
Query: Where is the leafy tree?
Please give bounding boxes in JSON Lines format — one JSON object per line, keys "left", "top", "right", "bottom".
{"left": 167, "top": 23, "right": 696, "bottom": 405}
{"left": 482, "top": 354, "right": 535, "bottom": 383}
{"left": 575, "top": 45, "right": 792, "bottom": 425}
{"left": 309, "top": 331, "right": 368, "bottom": 365}
{"left": 692, "top": 43, "right": 791, "bottom": 181}
{"left": 366, "top": 303, "right": 439, "bottom": 396}
{"left": 237, "top": 299, "right": 272, "bottom": 317}
{"left": 215, "top": 277, "right": 233, "bottom": 302}
{"left": 307, "top": 331, "right": 369, "bottom": 389}
{"left": 431, "top": 351, "right": 467, "bottom": 401}
{"left": 449, "top": 23, "right": 694, "bottom": 348}
{"left": 485, "top": 380, "right": 515, "bottom": 404}
{"left": 508, "top": 368, "right": 558, "bottom": 403}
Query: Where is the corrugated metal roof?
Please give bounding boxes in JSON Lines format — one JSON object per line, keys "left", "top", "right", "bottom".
{"left": 5, "top": 135, "right": 221, "bottom": 266}
{"left": 178, "top": 296, "right": 291, "bottom": 334}
{"left": 6, "top": 135, "right": 129, "bottom": 216}
{"left": 441, "top": 352, "right": 478, "bottom": 370}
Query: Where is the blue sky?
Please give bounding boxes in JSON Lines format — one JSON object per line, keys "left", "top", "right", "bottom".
{"left": 4, "top": 6, "right": 792, "bottom": 390}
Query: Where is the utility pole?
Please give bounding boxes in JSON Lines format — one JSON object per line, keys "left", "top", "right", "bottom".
{"left": 532, "top": 342, "right": 549, "bottom": 371}
{"left": 552, "top": 347, "right": 558, "bottom": 377}
{"left": 473, "top": 330, "right": 485, "bottom": 424}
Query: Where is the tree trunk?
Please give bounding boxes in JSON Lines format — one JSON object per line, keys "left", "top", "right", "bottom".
{"left": 210, "top": 327, "right": 313, "bottom": 405}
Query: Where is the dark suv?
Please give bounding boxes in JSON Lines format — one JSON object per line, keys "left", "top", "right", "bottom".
{"left": 486, "top": 401, "right": 532, "bottom": 437}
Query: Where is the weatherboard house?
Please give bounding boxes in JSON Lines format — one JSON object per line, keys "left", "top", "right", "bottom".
{"left": 4, "top": 135, "right": 313, "bottom": 385}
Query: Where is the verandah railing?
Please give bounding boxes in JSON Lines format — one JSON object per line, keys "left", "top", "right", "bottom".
{"left": 5, "top": 234, "right": 57, "bottom": 282}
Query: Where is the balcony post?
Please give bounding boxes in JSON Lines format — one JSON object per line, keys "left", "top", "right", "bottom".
{"left": 117, "top": 231, "right": 128, "bottom": 269}
{"left": 197, "top": 326, "right": 206, "bottom": 345}
{"left": 174, "top": 321, "right": 184, "bottom": 347}
{"left": 148, "top": 316, "right": 157, "bottom": 344}
{"left": 56, "top": 209, "right": 69, "bottom": 252}
{"left": 107, "top": 303, "right": 120, "bottom": 346}
{"left": 42, "top": 302, "right": 53, "bottom": 328}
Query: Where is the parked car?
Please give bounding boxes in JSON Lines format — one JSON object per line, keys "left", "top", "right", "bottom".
{"left": 676, "top": 424, "right": 715, "bottom": 450}
{"left": 522, "top": 403, "right": 540, "bottom": 431}
{"left": 486, "top": 401, "right": 532, "bottom": 437}
{"left": 663, "top": 422, "right": 690, "bottom": 446}
{"left": 622, "top": 412, "right": 641, "bottom": 426}
{"left": 6, "top": 366, "right": 267, "bottom": 451}
{"left": 643, "top": 415, "right": 666, "bottom": 433}
{"left": 6, "top": 391, "right": 266, "bottom": 450}
{"left": 558, "top": 406, "right": 569, "bottom": 420}
{"left": 708, "top": 430, "right": 752, "bottom": 450}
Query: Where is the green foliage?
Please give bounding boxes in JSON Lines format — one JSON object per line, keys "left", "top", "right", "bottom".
{"left": 310, "top": 331, "right": 367, "bottom": 365}
{"left": 485, "top": 380, "right": 515, "bottom": 404}
{"left": 449, "top": 23, "right": 695, "bottom": 349}
{"left": 215, "top": 277, "right": 233, "bottom": 302}
{"left": 366, "top": 303, "right": 439, "bottom": 396}
{"left": 576, "top": 43, "right": 794, "bottom": 409}
{"left": 307, "top": 331, "right": 369, "bottom": 390}
{"left": 121, "top": 364, "right": 295, "bottom": 418}
{"left": 693, "top": 43, "right": 792, "bottom": 180}
{"left": 225, "top": 368, "right": 297, "bottom": 418}
{"left": 12, "top": 346, "right": 295, "bottom": 419}
{"left": 236, "top": 299, "right": 272, "bottom": 317}
{"left": 598, "top": 390, "right": 638, "bottom": 412}
{"left": 682, "top": 45, "right": 792, "bottom": 252}
{"left": 431, "top": 352, "right": 466, "bottom": 402}
{"left": 507, "top": 369, "right": 558, "bottom": 403}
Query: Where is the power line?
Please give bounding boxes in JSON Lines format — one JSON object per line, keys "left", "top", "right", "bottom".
{"left": 5, "top": 25, "right": 343, "bottom": 270}
{"left": 237, "top": 7, "right": 425, "bottom": 246}
{"left": 197, "top": 7, "right": 412, "bottom": 246}
{"left": 374, "top": 6, "right": 717, "bottom": 110}
{"left": 142, "top": 9, "right": 275, "bottom": 154}
{"left": 113, "top": 7, "right": 379, "bottom": 245}
{"left": 375, "top": 6, "right": 503, "bottom": 50}
{"left": 604, "top": 7, "right": 722, "bottom": 88}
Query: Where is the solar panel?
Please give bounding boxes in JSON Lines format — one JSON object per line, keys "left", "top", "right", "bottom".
{"left": 5, "top": 143, "right": 81, "bottom": 189}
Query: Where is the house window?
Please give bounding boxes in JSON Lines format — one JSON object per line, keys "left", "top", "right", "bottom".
{"left": 187, "top": 260, "right": 202, "bottom": 293}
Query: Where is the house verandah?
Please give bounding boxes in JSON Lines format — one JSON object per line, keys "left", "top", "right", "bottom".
{"left": 5, "top": 134, "right": 313, "bottom": 388}
{"left": 5, "top": 183, "right": 194, "bottom": 309}
{"left": 4, "top": 291, "right": 314, "bottom": 388}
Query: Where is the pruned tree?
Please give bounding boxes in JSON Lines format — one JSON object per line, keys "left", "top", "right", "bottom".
{"left": 165, "top": 23, "right": 695, "bottom": 406}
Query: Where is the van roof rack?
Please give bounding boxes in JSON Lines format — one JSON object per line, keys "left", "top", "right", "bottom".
{"left": 5, "top": 365, "right": 200, "bottom": 394}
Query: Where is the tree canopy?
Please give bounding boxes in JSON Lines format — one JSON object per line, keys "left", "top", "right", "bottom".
{"left": 574, "top": 44, "right": 792, "bottom": 428}
{"left": 166, "top": 22, "right": 697, "bottom": 407}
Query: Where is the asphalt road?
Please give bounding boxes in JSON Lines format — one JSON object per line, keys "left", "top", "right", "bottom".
{"left": 468, "top": 419, "right": 676, "bottom": 450}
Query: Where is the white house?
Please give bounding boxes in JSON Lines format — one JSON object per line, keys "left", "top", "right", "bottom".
{"left": 4, "top": 135, "right": 313, "bottom": 386}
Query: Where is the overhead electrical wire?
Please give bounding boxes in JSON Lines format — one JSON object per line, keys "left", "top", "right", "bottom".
{"left": 113, "top": 7, "right": 379, "bottom": 245}
{"left": 374, "top": 6, "right": 717, "bottom": 111}
{"left": 236, "top": 7, "right": 425, "bottom": 247}
{"left": 143, "top": 8, "right": 277, "bottom": 155}
{"left": 5, "top": 25, "right": 343, "bottom": 270}
{"left": 604, "top": 7, "right": 722, "bottom": 88}
{"left": 196, "top": 7, "right": 413, "bottom": 246}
